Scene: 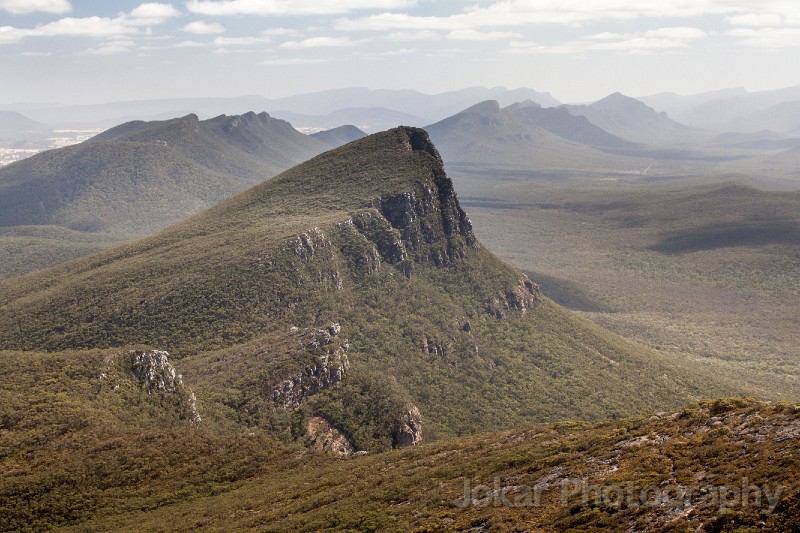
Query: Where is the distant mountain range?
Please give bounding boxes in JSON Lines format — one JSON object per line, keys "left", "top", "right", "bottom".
{"left": 425, "top": 99, "right": 649, "bottom": 172}
{"left": 272, "top": 107, "right": 428, "bottom": 133}
{"left": 4, "top": 88, "right": 797, "bottom": 280}
{"left": 0, "top": 86, "right": 560, "bottom": 130}
{"left": 641, "top": 85, "right": 800, "bottom": 134}
{"left": 0, "top": 110, "right": 51, "bottom": 140}
{"left": 0, "top": 112, "right": 356, "bottom": 278}
{"left": 561, "top": 92, "right": 690, "bottom": 144}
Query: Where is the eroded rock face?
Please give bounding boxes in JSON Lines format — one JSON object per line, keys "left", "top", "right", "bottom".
{"left": 131, "top": 350, "right": 179, "bottom": 394}
{"left": 375, "top": 177, "right": 477, "bottom": 268}
{"left": 128, "top": 349, "right": 201, "bottom": 423}
{"left": 306, "top": 416, "right": 355, "bottom": 457}
{"left": 352, "top": 209, "right": 408, "bottom": 265}
{"left": 420, "top": 336, "right": 452, "bottom": 356}
{"left": 272, "top": 323, "right": 350, "bottom": 409}
{"left": 392, "top": 404, "right": 423, "bottom": 448}
{"left": 487, "top": 276, "right": 541, "bottom": 319}
{"left": 331, "top": 130, "right": 479, "bottom": 277}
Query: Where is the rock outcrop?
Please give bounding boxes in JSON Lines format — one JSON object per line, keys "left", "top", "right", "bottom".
{"left": 306, "top": 416, "right": 356, "bottom": 457}
{"left": 128, "top": 349, "right": 201, "bottom": 423}
{"left": 392, "top": 404, "right": 423, "bottom": 448}
{"left": 332, "top": 129, "right": 479, "bottom": 278}
{"left": 131, "top": 350, "right": 180, "bottom": 394}
{"left": 272, "top": 323, "right": 350, "bottom": 409}
{"left": 486, "top": 277, "right": 541, "bottom": 319}
{"left": 420, "top": 336, "right": 452, "bottom": 357}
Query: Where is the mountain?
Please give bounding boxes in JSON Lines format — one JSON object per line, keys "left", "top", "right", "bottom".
{"left": 0, "top": 127, "right": 791, "bottom": 529}
{"left": 0, "top": 110, "right": 50, "bottom": 140}
{"left": 639, "top": 87, "right": 750, "bottom": 123}
{"left": 271, "top": 107, "right": 428, "bottom": 133}
{"left": 0, "top": 111, "right": 332, "bottom": 278}
{"left": 640, "top": 85, "right": 800, "bottom": 132}
{"left": 729, "top": 100, "right": 800, "bottom": 135}
{"left": 265, "top": 86, "right": 562, "bottom": 120}
{"left": 0, "top": 127, "right": 748, "bottom": 449}
{"left": 562, "top": 92, "right": 690, "bottom": 144}
{"left": 310, "top": 124, "right": 367, "bottom": 147}
{"left": 426, "top": 100, "right": 646, "bottom": 172}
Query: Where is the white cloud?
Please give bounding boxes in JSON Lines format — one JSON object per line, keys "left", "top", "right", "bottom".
{"left": 446, "top": 29, "right": 520, "bottom": 41}
{"left": 35, "top": 17, "right": 141, "bottom": 37}
{"left": 259, "top": 57, "right": 326, "bottom": 65}
{"left": 83, "top": 43, "right": 132, "bottom": 55}
{"left": 335, "top": 13, "right": 457, "bottom": 31}
{"left": 503, "top": 40, "right": 578, "bottom": 54}
{"left": 21, "top": 51, "right": 52, "bottom": 56}
{"left": 183, "top": 20, "right": 226, "bottom": 34}
{"left": 186, "top": 0, "right": 416, "bottom": 16}
{"left": 728, "top": 27, "right": 800, "bottom": 47}
{"left": 337, "top": 1, "right": 800, "bottom": 32}
{"left": 213, "top": 35, "right": 270, "bottom": 45}
{"left": 262, "top": 27, "right": 299, "bottom": 36}
{"left": 382, "top": 47, "right": 414, "bottom": 55}
{"left": 279, "top": 36, "right": 365, "bottom": 48}
{"left": 727, "top": 13, "right": 784, "bottom": 26}
{"left": 645, "top": 27, "right": 708, "bottom": 40}
{"left": 505, "top": 26, "right": 708, "bottom": 55}
{"left": 126, "top": 3, "right": 181, "bottom": 25}
{"left": 584, "top": 27, "right": 708, "bottom": 53}
{"left": 174, "top": 39, "right": 206, "bottom": 47}
{"left": 0, "top": 0, "right": 71, "bottom": 15}
{"left": 385, "top": 30, "right": 440, "bottom": 41}
{"left": 0, "top": 4, "right": 180, "bottom": 46}
{"left": 0, "top": 26, "right": 27, "bottom": 44}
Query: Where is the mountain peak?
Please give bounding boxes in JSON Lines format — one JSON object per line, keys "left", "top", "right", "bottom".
{"left": 462, "top": 100, "right": 502, "bottom": 115}
{"left": 502, "top": 99, "right": 542, "bottom": 112}
{"left": 591, "top": 92, "right": 647, "bottom": 111}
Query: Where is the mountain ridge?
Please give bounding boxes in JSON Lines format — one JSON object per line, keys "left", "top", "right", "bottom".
{"left": 561, "top": 92, "right": 690, "bottom": 144}
{"left": 0, "top": 127, "right": 750, "bottom": 452}
{"left": 0, "top": 111, "right": 351, "bottom": 279}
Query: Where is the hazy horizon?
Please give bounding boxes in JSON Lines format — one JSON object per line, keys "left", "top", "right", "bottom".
{"left": 1, "top": 0, "right": 799, "bottom": 105}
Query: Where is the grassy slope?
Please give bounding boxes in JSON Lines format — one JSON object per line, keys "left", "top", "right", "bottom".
{"left": 1, "top": 360, "right": 796, "bottom": 533}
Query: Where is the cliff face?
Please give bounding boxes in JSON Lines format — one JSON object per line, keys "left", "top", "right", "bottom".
{"left": 342, "top": 128, "right": 478, "bottom": 274}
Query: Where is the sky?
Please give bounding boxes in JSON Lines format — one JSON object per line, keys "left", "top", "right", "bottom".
{"left": 1, "top": 0, "right": 799, "bottom": 104}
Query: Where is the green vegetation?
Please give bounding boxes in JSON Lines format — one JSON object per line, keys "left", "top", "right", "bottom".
{"left": 1, "top": 362, "right": 796, "bottom": 532}
{"left": 2, "top": 125, "right": 798, "bottom": 530}
{"left": 455, "top": 173, "right": 800, "bottom": 402}
{"left": 0, "top": 127, "right": 760, "bottom": 452}
{"left": 0, "top": 112, "right": 331, "bottom": 279}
